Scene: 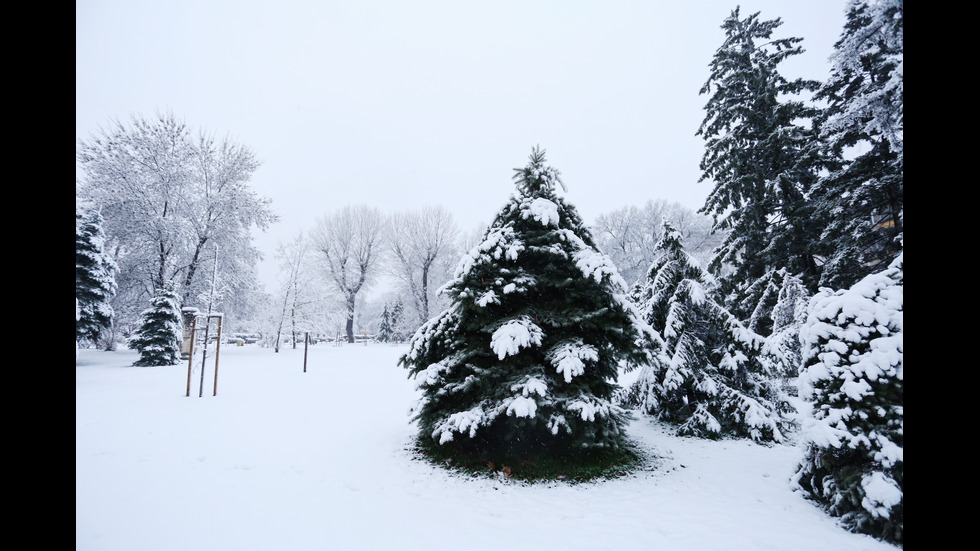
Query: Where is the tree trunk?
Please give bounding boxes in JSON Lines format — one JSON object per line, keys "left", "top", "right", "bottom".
{"left": 100, "top": 321, "right": 117, "bottom": 351}
{"left": 420, "top": 264, "right": 430, "bottom": 322}
{"left": 181, "top": 236, "right": 209, "bottom": 304}
{"left": 346, "top": 296, "right": 356, "bottom": 343}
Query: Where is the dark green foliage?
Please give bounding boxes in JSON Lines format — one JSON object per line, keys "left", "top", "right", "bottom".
{"left": 624, "top": 220, "right": 790, "bottom": 443}
{"left": 129, "top": 285, "right": 183, "bottom": 367}
{"left": 76, "top": 200, "right": 117, "bottom": 344}
{"left": 811, "top": 0, "right": 903, "bottom": 290}
{"left": 742, "top": 269, "right": 782, "bottom": 337}
{"left": 412, "top": 432, "right": 646, "bottom": 483}
{"left": 697, "top": 7, "right": 824, "bottom": 317}
{"left": 400, "top": 147, "right": 661, "bottom": 463}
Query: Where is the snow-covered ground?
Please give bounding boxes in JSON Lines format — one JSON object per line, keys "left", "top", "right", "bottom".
{"left": 76, "top": 343, "right": 896, "bottom": 551}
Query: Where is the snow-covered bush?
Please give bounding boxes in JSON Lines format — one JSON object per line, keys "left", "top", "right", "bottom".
{"left": 792, "top": 253, "right": 903, "bottom": 545}
{"left": 129, "top": 285, "right": 184, "bottom": 367}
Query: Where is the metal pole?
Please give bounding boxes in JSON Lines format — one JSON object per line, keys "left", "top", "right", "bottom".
{"left": 303, "top": 331, "right": 309, "bottom": 373}
{"left": 185, "top": 317, "right": 198, "bottom": 397}
{"left": 212, "top": 315, "right": 223, "bottom": 396}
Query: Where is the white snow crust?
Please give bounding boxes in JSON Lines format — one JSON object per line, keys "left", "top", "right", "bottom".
{"left": 522, "top": 197, "right": 560, "bottom": 227}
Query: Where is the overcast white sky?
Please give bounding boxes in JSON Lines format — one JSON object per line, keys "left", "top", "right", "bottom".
{"left": 76, "top": 0, "right": 847, "bottom": 289}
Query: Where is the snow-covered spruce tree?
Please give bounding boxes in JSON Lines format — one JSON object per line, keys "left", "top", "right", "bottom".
{"left": 760, "top": 270, "right": 811, "bottom": 381}
{"left": 623, "top": 219, "right": 790, "bottom": 443}
{"left": 811, "top": 0, "right": 903, "bottom": 290}
{"left": 792, "top": 253, "right": 902, "bottom": 545}
{"left": 400, "top": 147, "right": 660, "bottom": 464}
{"left": 390, "top": 298, "right": 405, "bottom": 342}
{"left": 128, "top": 284, "right": 183, "bottom": 367}
{"left": 76, "top": 199, "right": 118, "bottom": 347}
{"left": 697, "top": 7, "right": 824, "bottom": 319}
{"left": 376, "top": 302, "right": 394, "bottom": 343}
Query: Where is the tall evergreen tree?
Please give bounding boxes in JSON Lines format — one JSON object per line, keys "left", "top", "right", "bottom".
{"left": 76, "top": 199, "right": 117, "bottom": 346}
{"left": 624, "top": 220, "right": 789, "bottom": 443}
{"left": 811, "top": 0, "right": 903, "bottom": 290}
{"left": 400, "top": 147, "right": 662, "bottom": 461}
{"left": 792, "top": 253, "right": 903, "bottom": 545}
{"left": 760, "top": 269, "right": 811, "bottom": 381}
{"left": 129, "top": 284, "right": 183, "bottom": 367}
{"left": 696, "top": 7, "right": 823, "bottom": 319}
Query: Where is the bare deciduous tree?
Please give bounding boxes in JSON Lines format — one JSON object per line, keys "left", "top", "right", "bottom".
{"left": 270, "top": 234, "right": 309, "bottom": 352}
{"left": 310, "top": 205, "right": 385, "bottom": 343}
{"left": 591, "top": 199, "right": 718, "bottom": 289}
{"left": 386, "top": 206, "right": 459, "bottom": 327}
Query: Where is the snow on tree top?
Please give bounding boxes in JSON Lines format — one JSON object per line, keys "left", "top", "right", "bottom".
{"left": 521, "top": 197, "right": 560, "bottom": 227}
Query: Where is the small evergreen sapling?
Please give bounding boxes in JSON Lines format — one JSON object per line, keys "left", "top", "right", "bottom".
{"left": 792, "top": 253, "right": 903, "bottom": 545}
{"left": 376, "top": 302, "right": 394, "bottom": 343}
{"left": 400, "top": 147, "right": 660, "bottom": 463}
{"left": 129, "top": 284, "right": 184, "bottom": 367}
{"left": 390, "top": 298, "right": 405, "bottom": 342}
{"left": 624, "top": 220, "right": 790, "bottom": 443}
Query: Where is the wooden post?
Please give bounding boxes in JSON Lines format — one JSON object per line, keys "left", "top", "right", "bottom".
{"left": 185, "top": 317, "right": 198, "bottom": 397}
{"left": 212, "top": 315, "right": 223, "bottom": 396}
{"left": 303, "top": 331, "right": 309, "bottom": 373}
{"left": 198, "top": 316, "right": 212, "bottom": 398}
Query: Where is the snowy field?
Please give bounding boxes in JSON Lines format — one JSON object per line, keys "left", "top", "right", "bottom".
{"left": 76, "top": 342, "right": 896, "bottom": 551}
